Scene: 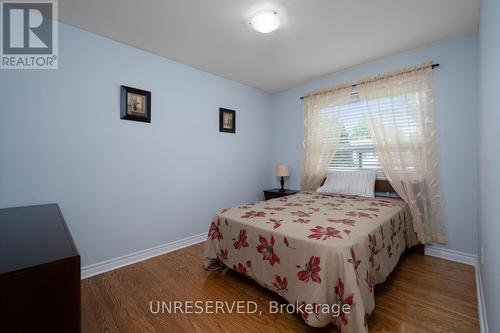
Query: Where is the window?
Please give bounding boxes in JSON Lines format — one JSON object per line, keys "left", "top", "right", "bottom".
{"left": 320, "top": 96, "right": 384, "bottom": 178}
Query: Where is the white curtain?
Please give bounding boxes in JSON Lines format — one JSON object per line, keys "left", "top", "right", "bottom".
{"left": 301, "top": 84, "right": 353, "bottom": 190}
{"left": 357, "top": 63, "right": 446, "bottom": 244}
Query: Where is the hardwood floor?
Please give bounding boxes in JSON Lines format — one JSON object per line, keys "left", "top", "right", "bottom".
{"left": 81, "top": 243, "right": 480, "bottom": 333}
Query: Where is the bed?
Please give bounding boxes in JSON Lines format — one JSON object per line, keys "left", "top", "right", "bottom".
{"left": 203, "top": 180, "right": 418, "bottom": 333}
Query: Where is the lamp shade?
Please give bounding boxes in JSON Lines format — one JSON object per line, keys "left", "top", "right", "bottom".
{"left": 276, "top": 164, "right": 290, "bottom": 177}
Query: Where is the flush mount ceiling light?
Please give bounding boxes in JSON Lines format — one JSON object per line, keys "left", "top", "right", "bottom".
{"left": 249, "top": 10, "right": 280, "bottom": 33}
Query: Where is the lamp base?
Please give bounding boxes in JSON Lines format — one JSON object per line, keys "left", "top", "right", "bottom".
{"left": 279, "top": 176, "right": 286, "bottom": 192}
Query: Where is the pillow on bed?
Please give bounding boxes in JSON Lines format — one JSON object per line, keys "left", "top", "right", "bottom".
{"left": 317, "top": 170, "right": 377, "bottom": 197}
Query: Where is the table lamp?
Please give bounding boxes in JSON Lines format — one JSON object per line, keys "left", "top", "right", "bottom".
{"left": 276, "top": 164, "right": 290, "bottom": 192}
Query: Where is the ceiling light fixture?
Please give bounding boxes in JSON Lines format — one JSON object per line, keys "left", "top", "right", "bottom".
{"left": 249, "top": 10, "right": 280, "bottom": 33}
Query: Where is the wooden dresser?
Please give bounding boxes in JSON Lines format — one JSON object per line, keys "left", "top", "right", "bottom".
{"left": 0, "top": 204, "right": 80, "bottom": 333}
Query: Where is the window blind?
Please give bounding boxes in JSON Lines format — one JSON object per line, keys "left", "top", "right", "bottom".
{"left": 319, "top": 97, "right": 380, "bottom": 176}
{"left": 319, "top": 93, "right": 422, "bottom": 179}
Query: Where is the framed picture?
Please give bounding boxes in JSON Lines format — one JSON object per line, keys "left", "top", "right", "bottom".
{"left": 120, "top": 85, "right": 151, "bottom": 123}
{"left": 219, "top": 108, "right": 236, "bottom": 133}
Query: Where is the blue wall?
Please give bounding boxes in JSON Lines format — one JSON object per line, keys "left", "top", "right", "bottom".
{"left": 479, "top": 0, "right": 500, "bottom": 331}
{"left": 0, "top": 24, "right": 272, "bottom": 267}
{"left": 270, "top": 35, "right": 479, "bottom": 256}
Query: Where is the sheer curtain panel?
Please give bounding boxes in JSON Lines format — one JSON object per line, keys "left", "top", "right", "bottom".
{"left": 301, "top": 84, "right": 353, "bottom": 190}
{"left": 357, "top": 63, "right": 446, "bottom": 244}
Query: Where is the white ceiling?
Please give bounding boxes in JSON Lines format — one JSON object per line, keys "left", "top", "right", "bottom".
{"left": 59, "top": 0, "right": 480, "bottom": 92}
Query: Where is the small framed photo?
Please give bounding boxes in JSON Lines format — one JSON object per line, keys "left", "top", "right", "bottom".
{"left": 120, "top": 85, "right": 151, "bottom": 123}
{"left": 219, "top": 108, "right": 236, "bottom": 133}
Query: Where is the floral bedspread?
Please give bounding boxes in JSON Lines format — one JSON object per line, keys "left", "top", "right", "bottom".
{"left": 203, "top": 191, "right": 418, "bottom": 333}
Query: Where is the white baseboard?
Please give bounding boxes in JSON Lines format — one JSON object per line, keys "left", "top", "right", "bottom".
{"left": 424, "top": 246, "right": 488, "bottom": 332}
{"left": 424, "top": 246, "right": 478, "bottom": 266}
{"left": 475, "top": 264, "right": 489, "bottom": 333}
{"left": 81, "top": 233, "right": 207, "bottom": 279}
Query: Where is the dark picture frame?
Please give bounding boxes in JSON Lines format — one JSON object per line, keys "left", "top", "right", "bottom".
{"left": 120, "top": 85, "right": 151, "bottom": 123}
{"left": 219, "top": 108, "right": 236, "bottom": 133}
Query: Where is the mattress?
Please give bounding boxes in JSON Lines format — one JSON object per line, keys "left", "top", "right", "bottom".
{"left": 203, "top": 191, "right": 418, "bottom": 333}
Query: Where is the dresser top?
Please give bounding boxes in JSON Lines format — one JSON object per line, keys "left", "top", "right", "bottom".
{"left": 0, "top": 204, "right": 79, "bottom": 274}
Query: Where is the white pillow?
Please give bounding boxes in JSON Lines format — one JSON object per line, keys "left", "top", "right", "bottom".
{"left": 317, "top": 170, "right": 377, "bottom": 198}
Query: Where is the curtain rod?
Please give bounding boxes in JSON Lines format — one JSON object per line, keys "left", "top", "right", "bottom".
{"left": 299, "top": 63, "right": 440, "bottom": 100}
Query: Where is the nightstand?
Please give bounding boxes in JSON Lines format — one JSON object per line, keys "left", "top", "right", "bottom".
{"left": 263, "top": 188, "right": 299, "bottom": 200}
